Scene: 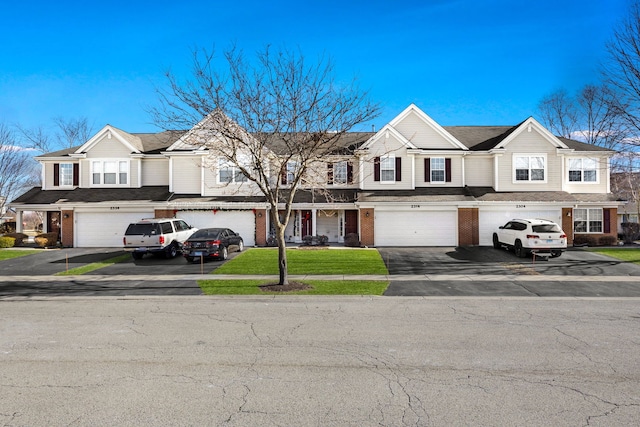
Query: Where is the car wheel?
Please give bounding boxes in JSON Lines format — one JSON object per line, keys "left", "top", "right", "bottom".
{"left": 237, "top": 240, "right": 244, "bottom": 252}
{"left": 219, "top": 246, "right": 228, "bottom": 260}
{"left": 492, "top": 234, "right": 501, "bottom": 249}
{"left": 132, "top": 252, "right": 143, "bottom": 260}
{"left": 165, "top": 244, "right": 178, "bottom": 259}
{"left": 514, "top": 240, "right": 527, "bottom": 258}
{"left": 551, "top": 250, "right": 562, "bottom": 258}
{"left": 185, "top": 256, "right": 194, "bottom": 263}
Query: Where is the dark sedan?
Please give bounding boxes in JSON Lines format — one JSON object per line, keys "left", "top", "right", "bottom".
{"left": 182, "top": 228, "right": 244, "bottom": 262}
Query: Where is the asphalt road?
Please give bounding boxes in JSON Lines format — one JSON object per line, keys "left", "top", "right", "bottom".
{"left": 1, "top": 297, "right": 638, "bottom": 426}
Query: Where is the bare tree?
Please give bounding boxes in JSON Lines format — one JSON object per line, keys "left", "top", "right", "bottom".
{"left": 15, "top": 117, "right": 94, "bottom": 153}
{"left": 537, "top": 89, "right": 578, "bottom": 138}
{"left": 603, "top": 0, "right": 640, "bottom": 134}
{"left": 151, "top": 45, "right": 379, "bottom": 286}
{"left": 0, "top": 123, "right": 39, "bottom": 217}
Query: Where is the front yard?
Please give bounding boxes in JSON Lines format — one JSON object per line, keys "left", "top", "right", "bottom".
{"left": 200, "top": 247, "right": 390, "bottom": 295}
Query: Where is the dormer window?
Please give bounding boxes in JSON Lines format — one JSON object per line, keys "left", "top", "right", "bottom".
{"left": 374, "top": 156, "right": 401, "bottom": 183}
{"left": 53, "top": 162, "right": 79, "bottom": 187}
{"left": 92, "top": 160, "right": 128, "bottom": 186}
{"left": 59, "top": 163, "right": 73, "bottom": 186}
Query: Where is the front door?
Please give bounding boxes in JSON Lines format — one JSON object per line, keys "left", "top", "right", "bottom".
{"left": 345, "top": 210, "right": 358, "bottom": 235}
{"left": 47, "top": 211, "right": 61, "bottom": 241}
{"left": 301, "top": 210, "right": 313, "bottom": 237}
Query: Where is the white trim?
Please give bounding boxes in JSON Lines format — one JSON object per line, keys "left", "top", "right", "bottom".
{"left": 89, "top": 159, "right": 131, "bottom": 187}
{"left": 75, "top": 125, "right": 141, "bottom": 155}
{"left": 387, "top": 104, "right": 468, "bottom": 150}
{"left": 495, "top": 117, "right": 569, "bottom": 150}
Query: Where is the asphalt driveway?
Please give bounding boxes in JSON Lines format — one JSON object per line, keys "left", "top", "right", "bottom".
{"left": 378, "top": 246, "right": 640, "bottom": 297}
{"left": 4, "top": 245, "right": 640, "bottom": 297}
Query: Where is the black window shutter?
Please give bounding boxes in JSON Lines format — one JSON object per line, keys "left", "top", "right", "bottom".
{"left": 445, "top": 158, "right": 452, "bottom": 182}
{"left": 374, "top": 157, "right": 380, "bottom": 181}
{"left": 347, "top": 162, "right": 353, "bottom": 183}
{"left": 73, "top": 163, "right": 79, "bottom": 186}
{"left": 395, "top": 157, "right": 402, "bottom": 181}
{"left": 53, "top": 163, "right": 60, "bottom": 186}
{"left": 425, "top": 158, "right": 431, "bottom": 182}
{"left": 327, "top": 163, "right": 334, "bottom": 185}
{"left": 604, "top": 209, "right": 611, "bottom": 233}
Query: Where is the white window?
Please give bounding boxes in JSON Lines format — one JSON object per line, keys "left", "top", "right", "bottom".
{"left": 431, "top": 158, "right": 445, "bottom": 182}
{"left": 514, "top": 155, "right": 545, "bottom": 182}
{"left": 284, "top": 161, "right": 299, "bottom": 185}
{"left": 380, "top": 156, "right": 395, "bottom": 182}
{"left": 92, "top": 160, "right": 128, "bottom": 185}
{"left": 574, "top": 208, "right": 603, "bottom": 233}
{"left": 568, "top": 158, "right": 597, "bottom": 182}
{"left": 59, "top": 163, "right": 73, "bottom": 186}
{"left": 334, "top": 161, "right": 348, "bottom": 184}
{"left": 218, "top": 159, "right": 248, "bottom": 183}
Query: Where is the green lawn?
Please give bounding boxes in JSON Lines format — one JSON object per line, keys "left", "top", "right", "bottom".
{"left": 0, "top": 249, "right": 40, "bottom": 261}
{"left": 214, "top": 248, "right": 389, "bottom": 275}
{"left": 199, "top": 279, "right": 389, "bottom": 295}
{"left": 590, "top": 248, "right": 640, "bottom": 264}
{"left": 202, "top": 248, "right": 389, "bottom": 295}
{"left": 55, "top": 253, "right": 131, "bottom": 276}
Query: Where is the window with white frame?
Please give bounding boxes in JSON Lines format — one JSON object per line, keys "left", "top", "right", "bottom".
{"left": 574, "top": 208, "right": 603, "bottom": 233}
{"left": 59, "top": 163, "right": 73, "bottom": 186}
{"left": 431, "top": 157, "right": 445, "bottom": 182}
{"left": 92, "top": 160, "right": 128, "bottom": 185}
{"left": 334, "top": 161, "right": 348, "bottom": 184}
{"left": 380, "top": 156, "right": 395, "bottom": 182}
{"left": 218, "top": 159, "right": 248, "bottom": 183}
{"left": 284, "top": 161, "right": 299, "bottom": 185}
{"left": 514, "top": 155, "right": 545, "bottom": 182}
{"left": 568, "top": 158, "right": 597, "bottom": 182}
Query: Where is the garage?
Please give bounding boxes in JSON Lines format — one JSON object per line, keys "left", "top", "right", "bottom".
{"left": 374, "top": 210, "right": 457, "bottom": 246}
{"left": 76, "top": 211, "right": 153, "bottom": 247}
{"left": 478, "top": 207, "right": 562, "bottom": 246}
{"left": 176, "top": 210, "right": 256, "bottom": 247}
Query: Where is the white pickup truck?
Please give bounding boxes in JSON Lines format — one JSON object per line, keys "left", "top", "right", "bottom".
{"left": 123, "top": 218, "right": 197, "bottom": 259}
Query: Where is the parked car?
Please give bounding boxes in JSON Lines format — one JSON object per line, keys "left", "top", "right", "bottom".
{"left": 493, "top": 218, "right": 567, "bottom": 258}
{"left": 183, "top": 228, "right": 244, "bottom": 262}
{"left": 123, "top": 218, "right": 197, "bottom": 259}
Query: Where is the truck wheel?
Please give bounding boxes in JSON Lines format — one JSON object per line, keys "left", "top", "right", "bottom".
{"left": 132, "top": 252, "right": 143, "bottom": 260}
{"left": 514, "top": 240, "right": 527, "bottom": 258}
{"left": 165, "top": 244, "right": 177, "bottom": 259}
{"left": 492, "top": 234, "right": 501, "bottom": 249}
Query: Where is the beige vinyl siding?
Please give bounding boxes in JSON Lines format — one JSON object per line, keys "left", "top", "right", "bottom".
{"left": 497, "top": 131, "right": 562, "bottom": 191}
{"left": 465, "top": 156, "right": 493, "bottom": 187}
{"left": 415, "top": 156, "right": 464, "bottom": 187}
{"left": 361, "top": 135, "right": 413, "bottom": 190}
{"left": 141, "top": 158, "right": 169, "bottom": 186}
{"left": 201, "top": 157, "right": 263, "bottom": 197}
{"left": 42, "top": 162, "right": 54, "bottom": 190}
{"left": 171, "top": 156, "right": 202, "bottom": 194}
{"left": 563, "top": 156, "right": 609, "bottom": 194}
{"left": 393, "top": 111, "right": 456, "bottom": 149}
{"left": 129, "top": 160, "right": 139, "bottom": 187}
{"left": 85, "top": 136, "right": 132, "bottom": 158}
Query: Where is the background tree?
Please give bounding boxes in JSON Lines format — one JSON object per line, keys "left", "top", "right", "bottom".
{"left": 15, "top": 117, "right": 94, "bottom": 153}
{"left": 0, "top": 123, "right": 39, "bottom": 217}
{"left": 151, "top": 45, "right": 379, "bottom": 286}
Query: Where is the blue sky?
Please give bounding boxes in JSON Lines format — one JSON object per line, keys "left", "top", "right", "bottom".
{"left": 0, "top": 0, "right": 628, "bottom": 136}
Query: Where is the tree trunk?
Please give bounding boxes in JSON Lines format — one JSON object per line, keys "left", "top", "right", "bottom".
{"left": 271, "top": 209, "right": 289, "bottom": 286}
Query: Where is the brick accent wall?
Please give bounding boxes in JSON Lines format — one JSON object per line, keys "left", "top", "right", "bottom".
{"left": 458, "top": 208, "right": 479, "bottom": 246}
{"left": 562, "top": 207, "right": 573, "bottom": 245}
{"left": 61, "top": 210, "right": 74, "bottom": 247}
{"left": 255, "top": 209, "right": 267, "bottom": 246}
{"left": 607, "top": 207, "right": 618, "bottom": 238}
{"left": 155, "top": 209, "right": 176, "bottom": 218}
{"left": 360, "top": 209, "right": 375, "bottom": 246}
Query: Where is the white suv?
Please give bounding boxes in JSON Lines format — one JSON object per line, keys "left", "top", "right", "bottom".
{"left": 123, "top": 218, "right": 197, "bottom": 259}
{"left": 493, "top": 218, "right": 567, "bottom": 258}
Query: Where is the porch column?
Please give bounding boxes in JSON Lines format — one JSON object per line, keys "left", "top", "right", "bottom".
{"left": 311, "top": 209, "right": 317, "bottom": 236}
{"left": 15, "top": 211, "right": 23, "bottom": 233}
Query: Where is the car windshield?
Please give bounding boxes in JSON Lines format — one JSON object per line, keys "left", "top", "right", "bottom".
{"left": 191, "top": 229, "right": 221, "bottom": 239}
{"left": 125, "top": 223, "right": 159, "bottom": 235}
{"left": 532, "top": 224, "right": 562, "bottom": 233}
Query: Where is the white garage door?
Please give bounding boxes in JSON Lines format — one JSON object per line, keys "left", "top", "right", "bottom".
{"left": 176, "top": 210, "right": 256, "bottom": 246}
{"left": 76, "top": 211, "right": 153, "bottom": 247}
{"left": 375, "top": 210, "right": 457, "bottom": 246}
{"left": 478, "top": 208, "right": 562, "bottom": 246}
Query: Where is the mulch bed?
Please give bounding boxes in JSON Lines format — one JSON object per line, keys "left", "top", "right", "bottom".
{"left": 259, "top": 281, "right": 314, "bottom": 292}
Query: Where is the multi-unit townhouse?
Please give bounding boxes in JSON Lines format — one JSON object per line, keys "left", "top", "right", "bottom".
{"left": 10, "top": 104, "right": 621, "bottom": 248}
